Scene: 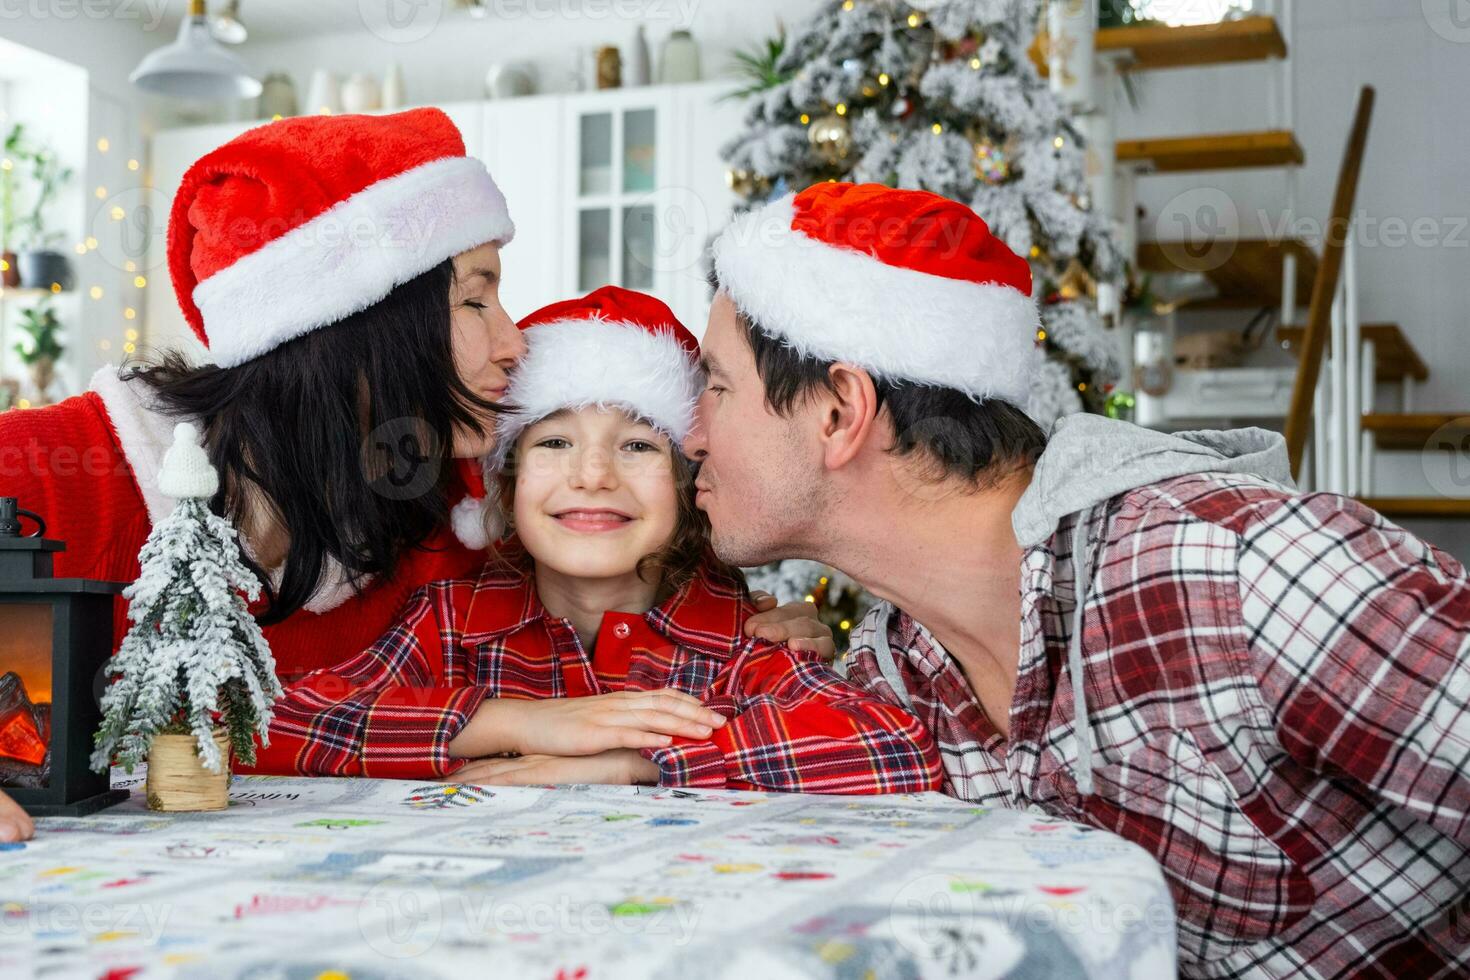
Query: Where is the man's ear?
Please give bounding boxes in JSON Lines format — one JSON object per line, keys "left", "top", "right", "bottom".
{"left": 817, "top": 363, "right": 881, "bottom": 471}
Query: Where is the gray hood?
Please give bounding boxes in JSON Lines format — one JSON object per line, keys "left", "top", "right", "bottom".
{"left": 1012, "top": 414, "right": 1294, "bottom": 549}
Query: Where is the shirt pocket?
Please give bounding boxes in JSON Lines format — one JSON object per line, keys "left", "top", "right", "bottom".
{"left": 1085, "top": 728, "right": 1316, "bottom": 967}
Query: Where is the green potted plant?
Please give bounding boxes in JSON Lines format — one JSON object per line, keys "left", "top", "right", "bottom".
{"left": 1, "top": 124, "right": 22, "bottom": 288}
{"left": 5, "top": 124, "right": 74, "bottom": 292}
{"left": 14, "top": 300, "right": 64, "bottom": 406}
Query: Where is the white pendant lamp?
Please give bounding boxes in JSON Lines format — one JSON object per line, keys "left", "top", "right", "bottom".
{"left": 131, "top": 0, "right": 262, "bottom": 101}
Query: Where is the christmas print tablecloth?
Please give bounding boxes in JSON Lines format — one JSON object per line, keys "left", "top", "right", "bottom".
{"left": 3, "top": 773, "right": 1176, "bottom": 979}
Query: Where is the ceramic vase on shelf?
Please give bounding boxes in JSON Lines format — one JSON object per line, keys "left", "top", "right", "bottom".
{"left": 382, "top": 62, "right": 405, "bottom": 109}
{"left": 258, "top": 72, "right": 298, "bottom": 118}
{"left": 595, "top": 45, "right": 622, "bottom": 89}
{"left": 341, "top": 73, "right": 382, "bottom": 113}
{"left": 484, "top": 62, "right": 537, "bottom": 99}
{"left": 659, "top": 29, "right": 701, "bottom": 83}
{"left": 629, "top": 24, "right": 652, "bottom": 86}
{"left": 305, "top": 69, "right": 342, "bottom": 115}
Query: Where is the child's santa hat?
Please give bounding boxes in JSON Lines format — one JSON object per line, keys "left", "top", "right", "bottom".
{"left": 168, "top": 107, "right": 514, "bottom": 368}
{"left": 711, "top": 181, "right": 1040, "bottom": 409}
{"left": 455, "top": 286, "right": 703, "bottom": 546}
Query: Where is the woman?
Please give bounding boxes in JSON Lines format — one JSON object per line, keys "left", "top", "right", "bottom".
{"left": 0, "top": 109, "right": 830, "bottom": 683}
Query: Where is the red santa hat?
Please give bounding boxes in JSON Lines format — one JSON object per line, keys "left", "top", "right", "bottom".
{"left": 168, "top": 107, "right": 514, "bottom": 368}
{"left": 452, "top": 286, "right": 703, "bottom": 547}
{"left": 711, "top": 181, "right": 1040, "bottom": 409}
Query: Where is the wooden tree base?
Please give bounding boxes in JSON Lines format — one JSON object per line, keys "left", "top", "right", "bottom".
{"left": 145, "top": 728, "right": 231, "bottom": 812}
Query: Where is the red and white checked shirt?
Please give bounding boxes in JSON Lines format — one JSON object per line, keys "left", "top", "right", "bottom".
{"left": 244, "top": 542, "right": 943, "bottom": 795}
{"left": 844, "top": 472, "right": 1470, "bottom": 980}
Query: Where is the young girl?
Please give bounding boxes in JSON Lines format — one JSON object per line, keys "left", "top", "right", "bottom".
{"left": 245, "top": 287, "right": 941, "bottom": 793}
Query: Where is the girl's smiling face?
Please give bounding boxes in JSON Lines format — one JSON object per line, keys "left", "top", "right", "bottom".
{"left": 512, "top": 406, "right": 680, "bottom": 580}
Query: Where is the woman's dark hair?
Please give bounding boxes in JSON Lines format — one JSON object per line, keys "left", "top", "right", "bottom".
{"left": 128, "top": 258, "right": 502, "bottom": 624}
{"left": 710, "top": 272, "right": 1047, "bottom": 488}
{"left": 491, "top": 424, "right": 739, "bottom": 598}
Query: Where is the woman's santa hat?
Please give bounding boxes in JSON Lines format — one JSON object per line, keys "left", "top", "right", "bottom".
{"left": 168, "top": 107, "right": 514, "bottom": 368}
{"left": 711, "top": 181, "right": 1040, "bottom": 409}
{"left": 455, "top": 286, "right": 703, "bottom": 547}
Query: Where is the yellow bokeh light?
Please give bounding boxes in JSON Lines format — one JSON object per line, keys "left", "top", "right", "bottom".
{"left": 840, "top": 620, "right": 851, "bottom": 631}
{"left": 0, "top": 159, "right": 11, "bottom": 172}
{"left": 1054, "top": 136, "right": 1065, "bottom": 149}
{"left": 124, "top": 260, "right": 137, "bottom": 272}
{"left": 95, "top": 186, "right": 107, "bottom": 199}
{"left": 878, "top": 73, "right": 890, "bottom": 86}
{"left": 931, "top": 122, "right": 943, "bottom": 134}
{"left": 800, "top": 113, "right": 811, "bottom": 125}
{"left": 49, "top": 282, "right": 61, "bottom": 293}
{"left": 16, "top": 399, "right": 30, "bottom": 410}
{"left": 110, "top": 206, "right": 125, "bottom": 221}
{"left": 123, "top": 342, "right": 137, "bottom": 354}
{"left": 89, "top": 286, "right": 103, "bottom": 300}
{"left": 96, "top": 137, "right": 110, "bottom": 153}
{"left": 804, "top": 594, "right": 816, "bottom": 604}
{"left": 134, "top": 275, "right": 147, "bottom": 288}
{"left": 907, "top": 12, "right": 920, "bottom": 26}
{"left": 127, "top": 159, "right": 140, "bottom": 171}
{"left": 970, "top": 58, "right": 981, "bottom": 69}
{"left": 86, "top": 236, "right": 99, "bottom": 249}
{"left": 842, "top": 0, "right": 854, "bottom": 8}
{"left": 835, "top": 103, "right": 847, "bottom": 115}
{"left": 125, "top": 329, "right": 139, "bottom": 342}
{"left": 272, "top": 114, "right": 283, "bottom": 122}
{"left": 74, "top": 243, "right": 87, "bottom": 255}
{"left": 124, "top": 310, "right": 137, "bottom": 322}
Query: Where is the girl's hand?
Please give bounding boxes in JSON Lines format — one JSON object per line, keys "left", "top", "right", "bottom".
{"left": 448, "top": 749, "right": 659, "bottom": 787}
{"left": 487, "top": 690, "right": 728, "bottom": 758}
{"left": 745, "top": 591, "right": 837, "bottom": 659}
{"left": 0, "top": 789, "right": 34, "bottom": 843}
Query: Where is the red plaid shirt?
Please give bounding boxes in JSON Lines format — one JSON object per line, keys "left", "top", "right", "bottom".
{"left": 244, "top": 542, "right": 942, "bottom": 795}
{"left": 844, "top": 472, "right": 1470, "bottom": 979}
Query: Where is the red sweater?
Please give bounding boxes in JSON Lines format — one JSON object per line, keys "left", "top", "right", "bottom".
{"left": 243, "top": 542, "right": 943, "bottom": 794}
{"left": 0, "top": 371, "right": 485, "bottom": 680}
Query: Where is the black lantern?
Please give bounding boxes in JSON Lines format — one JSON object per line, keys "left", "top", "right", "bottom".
{"left": 0, "top": 497, "right": 130, "bottom": 816}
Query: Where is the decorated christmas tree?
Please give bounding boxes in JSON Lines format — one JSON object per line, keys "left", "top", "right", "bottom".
{"left": 721, "top": 0, "right": 1127, "bottom": 426}
{"left": 91, "top": 423, "right": 283, "bottom": 776}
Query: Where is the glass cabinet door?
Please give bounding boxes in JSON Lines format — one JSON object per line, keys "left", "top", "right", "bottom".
{"left": 571, "top": 100, "right": 664, "bottom": 298}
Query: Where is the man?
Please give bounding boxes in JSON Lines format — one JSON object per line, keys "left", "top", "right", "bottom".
{"left": 686, "top": 181, "right": 1470, "bottom": 979}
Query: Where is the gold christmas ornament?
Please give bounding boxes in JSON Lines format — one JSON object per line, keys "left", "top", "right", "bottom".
{"left": 725, "top": 167, "right": 770, "bottom": 198}
{"left": 1057, "top": 259, "right": 1098, "bottom": 301}
{"left": 808, "top": 111, "right": 852, "bottom": 164}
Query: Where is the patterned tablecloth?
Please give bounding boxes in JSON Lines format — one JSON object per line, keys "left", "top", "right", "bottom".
{"left": 3, "top": 773, "right": 1177, "bottom": 979}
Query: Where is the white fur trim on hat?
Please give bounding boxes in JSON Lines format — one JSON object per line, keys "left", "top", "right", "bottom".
{"left": 451, "top": 494, "right": 496, "bottom": 551}
{"left": 193, "top": 155, "right": 514, "bottom": 368}
{"left": 491, "top": 317, "right": 703, "bottom": 471}
{"left": 711, "top": 195, "right": 1042, "bottom": 407}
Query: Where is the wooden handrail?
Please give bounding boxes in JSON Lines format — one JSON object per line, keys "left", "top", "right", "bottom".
{"left": 1284, "top": 86, "right": 1376, "bottom": 479}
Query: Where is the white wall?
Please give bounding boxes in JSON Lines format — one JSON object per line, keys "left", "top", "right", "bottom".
{"left": 238, "top": 0, "right": 804, "bottom": 112}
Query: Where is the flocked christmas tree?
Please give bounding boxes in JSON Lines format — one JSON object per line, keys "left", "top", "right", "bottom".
{"left": 722, "top": 0, "right": 1127, "bottom": 426}
{"left": 91, "top": 422, "right": 283, "bottom": 776}
{"left": 725, "top": 0, "right": 1129, "bottom": 647}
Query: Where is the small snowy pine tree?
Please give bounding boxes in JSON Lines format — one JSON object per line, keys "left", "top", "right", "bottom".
{"left": 91, "top": 422, "right": 283, "bottom": 775}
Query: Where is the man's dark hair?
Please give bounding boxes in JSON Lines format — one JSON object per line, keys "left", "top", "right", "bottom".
{"left": 712, "top": 274, "right": 1047, "bottom": 487}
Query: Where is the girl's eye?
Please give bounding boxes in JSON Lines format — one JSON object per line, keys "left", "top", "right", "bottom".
{"left": 463, "top": 300, "right": 487, "bottom": 310}
{"left": 534, "top": 437, "right": 570, "bottom": 450}
{"left": 623, "top": 440, "right": 657, "bottom": 453}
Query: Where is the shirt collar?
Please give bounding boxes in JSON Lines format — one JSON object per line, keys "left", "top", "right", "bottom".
{"left": 460, "top": 540, "right": 752, "bottom": 656}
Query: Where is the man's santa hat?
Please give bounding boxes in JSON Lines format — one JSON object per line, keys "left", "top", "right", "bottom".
{"left": 711, "top": 181, "right": 1040, "bottom": 409}
{"left": 453, "top": 286, "right": 703, "bottom": 547}
{"left": 168, "top": 107, "right": 514, "bottom": 368}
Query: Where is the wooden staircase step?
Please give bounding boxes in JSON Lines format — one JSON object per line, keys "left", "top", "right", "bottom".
{"left": 1118, "top": 130, "right": 1304, "bottom": 172}
{"left": 1035, "top": 16, "right": 1287, "bottom": 74}
{"left": 1360, "top": 413, "right": 1470, "bottom": 451}
{"left": 1359, "top": 497, "right": 1470, "bottom": 520}
{"left": 1277, "top": 324, "right": 1429, "bottom": 383}
{"left": 1137, "top": 237, "right": 1317, "bottom": 308}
